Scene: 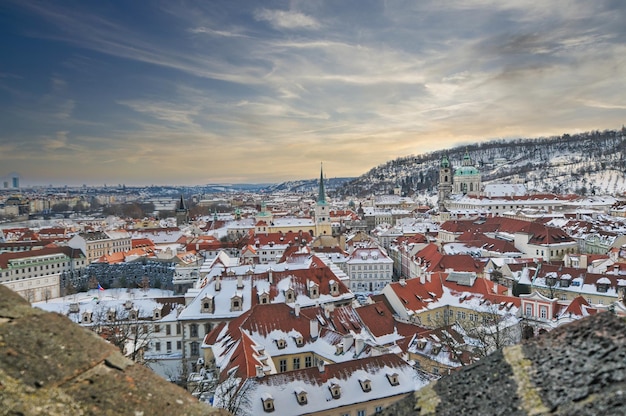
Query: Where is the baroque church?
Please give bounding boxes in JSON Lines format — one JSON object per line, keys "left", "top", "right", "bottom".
{"left": 438, "top": 151, "right": 482, "bottom": 211}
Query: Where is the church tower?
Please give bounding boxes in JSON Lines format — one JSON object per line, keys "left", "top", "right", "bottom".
{"left": 175, "top": 195, "right": 189, "bottom": 226}
{"left": 438, "top": 155, "right": 452, "bottom": 211}
{"left": 315, "top": 164, "right": 333, "bottom": 236}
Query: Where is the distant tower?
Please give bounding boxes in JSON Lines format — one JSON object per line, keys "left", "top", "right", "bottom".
{"left": 453, "top": 150, "right": 481, "bottom": 196}
{"left": 315, "top": 163, "right": 333, "bottom": 236}
{"left": 175, "top": 195, "right": 189, "bottom": 226}
{"left": 438, "top": 155, "right": 453, "bottom": 211}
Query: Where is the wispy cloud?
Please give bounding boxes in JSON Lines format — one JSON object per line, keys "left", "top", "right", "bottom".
{"left": 254, "top": 9, "right": 321, "bottom": 30}
{"left": 188, "top": 26, "right": 249, "bottom": 38}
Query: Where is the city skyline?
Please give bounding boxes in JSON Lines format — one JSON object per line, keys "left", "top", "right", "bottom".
{"left": 1, "top": 0, "right": 625, "bottom": 186}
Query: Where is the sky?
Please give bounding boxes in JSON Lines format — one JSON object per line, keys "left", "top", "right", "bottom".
{"left": 1, "top": 0, "right": 625, "bottom": 186}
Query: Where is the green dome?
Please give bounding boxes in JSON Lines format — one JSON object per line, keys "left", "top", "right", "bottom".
{"left": 440, "top": 155, "right": 450, "bottom": 168}
{"left": 454, "top": 166, "right": 479, "bottom": 176}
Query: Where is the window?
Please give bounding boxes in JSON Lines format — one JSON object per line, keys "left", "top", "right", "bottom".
{"left": 386, "top": 372, "right": 399, "bottom": 386}
{"left": 293, "top": 357, "right": 300, "bottom": 370}
{"left": 166, "top": 325, "right": 171, "bottom": 335}
{"left": 540, "top": 306, "right": 548, "bottom": 319}
{"left": 262, "top": 397, "right": 275, "bottom": 413}
{"left": 279, "top": 359, "right": 287, "bottom": 372}
{"left": 204, "top": 323, "right": 212, "bottom": 335}
{"left": 375, "top": 406, "right": 383, "bottom": 413}
{"left": 155, "top": 342, "right": 161, "bottom": 352}
{"left": 525, "top": 304, "right": 533, "bottom": 317}
{"left": 359, "top": 378, "right": 371, "bottom": 392}
{"left": 295, "top": 390, "right": 307, "bottom": 405}
{"left": 305, "top": 356, "right": 312, "bottom": 368}
{"left": 177, "top": 341, "right": 182, "bottom": 350}
{"left": 190, "top": 324, "right": 198, "bottom": 338}
{"left": 176, "top": 324, "right": 181, "bottom": 335}
{"left": 190, "top": 342, "right": 199, "bottom": 357}
{"left": 166, "top": 341, "right": 172, "bottom": 352}
{"left": 358, "top": 410, "right": 366, "bottom": 416}
{"left": 154, "top": 325, "right": 160, "bottom": 333}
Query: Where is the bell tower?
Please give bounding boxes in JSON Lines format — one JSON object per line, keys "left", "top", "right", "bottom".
{"left": 438, "top": 155, "right": 452, "bottom": 211}
{"left": 315, "top": 163, "right": 332, "bottom": 236}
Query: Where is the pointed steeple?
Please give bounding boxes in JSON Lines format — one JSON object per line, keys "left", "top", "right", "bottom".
{"left": 318, "top": 163, "right": 327, "bottom": 205}
{"left": 177, "top": 195, "right": 186, "bottom": 211}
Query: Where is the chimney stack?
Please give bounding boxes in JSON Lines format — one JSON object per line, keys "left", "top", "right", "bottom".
{"left": 343, "top": 334, "right": 354, "bottom": 351}
{"left": 295, "top": 303, "right": 300, "bottom": 317}
{"left": 355, "top": 338, "right": 365, "bottom": 356}
{"left": 310, "top": 318, "right": 319, "bottom": 340}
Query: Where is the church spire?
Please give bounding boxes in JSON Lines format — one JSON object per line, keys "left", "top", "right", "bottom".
{"left": 318, "top": 163, "right": 327, "bottom": 205}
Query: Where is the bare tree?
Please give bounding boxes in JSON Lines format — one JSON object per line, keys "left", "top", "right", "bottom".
{"left": 90, "top": 305, "right": 155, "bottom": 363}
{"left": 461, "top": 302, "right": 521, "bottom": 358}
{"left": 187, "top": 360, "right": 253, "bottom": 416}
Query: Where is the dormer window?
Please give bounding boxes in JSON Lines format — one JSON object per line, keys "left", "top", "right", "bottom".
{"left": 261, "top": 395, "right": 275, "bottom": 413}
{"left": 153, "top": 307, "right": 162, "bottom": 320}
{"left": 386, "top": 372, "right": 399, "bottom": 386}
{"left": 295, "top": 389, "right": 307, "bottom": 405}
{"left": 416, "top": 339, "right": 427, "bottom": 350}
{"left": 200, "top": 296, "right": 214, "bottom": 313}
{"left": 329, "top": 383, "right": 341, "bottom": 399}
{"left": 128, "top": 309, "right": 138, "bottom": 320}
{"left": 359, "top": 378, "right": 371, "bottom": 392}
{"left": 295, "top": 336, "right": 304, "bottom": 347}
{"left": 596, "top": 277, "right": 611, "bottom": 293}
{"left": 81, "top": 311, "right": 92, "bottom": 324}
{"left": 309, "top": 283, "right": 319, "bottom": 299}
{"left": 285, "top": 288, "right": 295, "bottom": 303}
{"left": 329, "top": 280, "right": 339, "bottom": 296}
{"left": 107, "top": 308, "right": 116, "bottom": 322}
{"left": 335, "top": 345, "right": 343, "bottom": 355}
{"left": 231, "top": 295, "right": 243, "bottom": 312}
{"left": 124, "top": 300, "right": 133, "bottom": 310}
{"left": 69, "top": 303, "right": 79, "bottom": 314}
{"left": 276, "top": 339, "right": 286, "bottom": 349}
{"left": 259, "top": 292, "right": 270, "bottom": 305}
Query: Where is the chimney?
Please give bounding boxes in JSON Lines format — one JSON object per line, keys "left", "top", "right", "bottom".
{"left": 237, "top": 274, "right": 243, "bottom": 289}
{"left": 268, "top": 268, "right": 273, "bottom": 284}
{"left": 343, "top": 334, "right": 354, "bottom": 351}
{"left": 256, "top": 365, "right": 264, "bottom": 378}
{"left": 318, "top": 360, "right": 325, "bottom": 373}
{"left": 310, "top": 318, "right": 319, "bottom": 340}
{"left": 355, "top": 338, "right": 365, "bottom": 356}
{"left": 399, "top": 278, "right": 406, "bottom": 287}
{"left": 614, "top": 264, "right": 620, "bottom": 275}
{"left": 215, "top": 276, "right": 221, "bottom": 291}
{"left": 295, "top": 303, "right": 300, "bottom": 317}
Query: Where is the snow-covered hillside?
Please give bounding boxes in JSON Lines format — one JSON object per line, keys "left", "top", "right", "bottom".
{"left": 335, "top": 128, "right": 626, "bottom": 198}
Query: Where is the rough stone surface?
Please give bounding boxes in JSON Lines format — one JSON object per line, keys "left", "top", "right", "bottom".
{"left": 380, "top": 312, "right": 626, "bottom": 416}
{"left": 0, "top": 285, "right": 229, "bottom": 416}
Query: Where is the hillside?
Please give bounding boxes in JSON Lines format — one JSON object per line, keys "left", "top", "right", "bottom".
{"left": 335, "top": 128, "right": 626, "bottom": 198}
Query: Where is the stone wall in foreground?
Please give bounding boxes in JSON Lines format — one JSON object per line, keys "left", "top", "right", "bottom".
{"left": 381, "top": 312, "right": 626, "bottom": 416}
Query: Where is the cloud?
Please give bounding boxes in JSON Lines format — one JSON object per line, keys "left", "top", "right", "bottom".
{"left": 2, "top": 0, "right": 626, "bottom": 185}
{"left": 188, "top": 26, "right": 249, "bottom": 38}
{"left": 254, "top": 8, "right": 320, "bottom": 30}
